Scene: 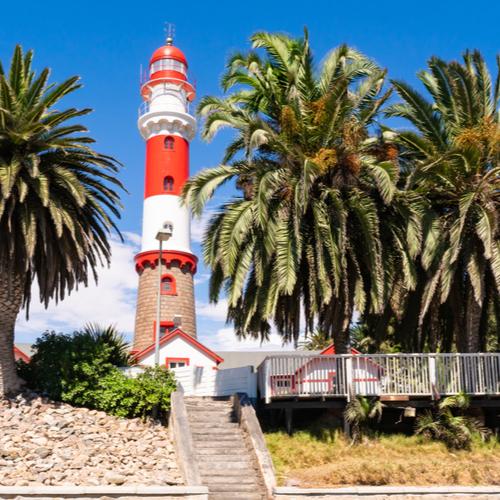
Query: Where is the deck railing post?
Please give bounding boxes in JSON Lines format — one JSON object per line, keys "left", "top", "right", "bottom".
{"left": 428, "top": 355, "right": 437, "bottom": 399}
{"left": 264, "top": 358, "right": 271, "bottom": 404}
{"left": 346, "top": 355, "right": 354, "bottom": 401}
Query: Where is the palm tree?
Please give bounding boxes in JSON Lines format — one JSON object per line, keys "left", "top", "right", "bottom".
{"left": 298, "top": 330, "right": 332, "bottom": 351}
{"left": 184, "top": 31, "right": 418, "bottom": 352}
{"left": 0, "top": 46, "right": 123, "bottom": 395}
{"left": 415, "top": 392, "right": 489, "bottom": 449}
{"left": 344, "top": 396, "right": 384, "bottom": 443}
{"left": 386, "top": 51, "right": 500, "bottom": 352}
{"left": 81, "top": 323, "right": 131, "bottom": 366}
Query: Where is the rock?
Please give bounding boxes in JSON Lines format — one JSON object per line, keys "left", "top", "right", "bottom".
{"left": 34, "top": 447, "right": 52, "bottom": 459}
{"left": 104, "top": 472, "right": 126, "bottom": 485}
{"left": 31, "top": 437, "right": 48, "bottom": 446}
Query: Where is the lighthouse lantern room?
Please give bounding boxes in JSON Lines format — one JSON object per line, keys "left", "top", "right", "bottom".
{"left": 133, "top": 35, "right": 198, "bottom": 353}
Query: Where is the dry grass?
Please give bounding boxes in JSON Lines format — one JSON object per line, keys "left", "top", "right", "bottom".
{"left": 265, "top": 430, "right": 500, "bottom": 487}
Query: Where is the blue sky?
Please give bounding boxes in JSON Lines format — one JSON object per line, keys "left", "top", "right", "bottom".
{"left": 5, "top": 0, "right": 499, "bottom": 349}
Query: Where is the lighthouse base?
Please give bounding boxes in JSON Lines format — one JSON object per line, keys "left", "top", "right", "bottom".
{"left": 133, "top": 260, "right": 197, "bottom": 353}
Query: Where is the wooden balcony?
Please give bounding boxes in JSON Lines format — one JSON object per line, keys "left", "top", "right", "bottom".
{"left": 257, "top": 353, "right": 500, "bottom": 404}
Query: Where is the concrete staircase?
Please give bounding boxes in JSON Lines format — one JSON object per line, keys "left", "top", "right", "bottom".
{"left": 184, "top": 397, "right": 268, "bottom": 500}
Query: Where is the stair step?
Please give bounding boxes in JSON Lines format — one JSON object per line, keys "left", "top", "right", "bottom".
{"left": 188, "top": 413, "right": 234, "bottom": 420}
{"left": 196, "top": 454, "right": 248, "bottom": 462}
{"left": 188, "top": 418, "right": 235, "bottom": 425}
{"left": 187, "top": 408, "right": 234, "bottom": 420}
{"left": 194, "top": 446, "right": 248, "bottom": 454}
{"left": 210, "top": 493, "right": 265, "bottom": 500}
{"left": 195, "top": 446, "right": 247, "bottom": 454}
{"left": 188, "top": 412, "right": 235, "bottom": 417}
{"left": 200, "top": 468, "right": 258, "bottom": 476}
{"left": 185, "top": 401, "right": 232, "bottom": 406}
{"left": 192, "top": 434, "right": 241, "bottom": 442}
{"left": 198, "top": 460, "right": 252, "bottom": 470}
{"left": 203, "top": 475, "right": 259, "bottom": 485}
{"left": 191, "top": 428, "right": 240, "bottom": 435}
{"left": 208, "top": 483, "right": 262, "bottom": 493}
{"left": 189, "top": 422, "right": 239, "bottom": 429}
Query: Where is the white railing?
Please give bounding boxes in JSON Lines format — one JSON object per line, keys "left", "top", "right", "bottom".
{"left": 257, "top": 353, "right": 500, "bottom": 403}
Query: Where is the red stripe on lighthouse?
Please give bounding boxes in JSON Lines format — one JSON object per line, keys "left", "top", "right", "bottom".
{"left": 144, "top": 135, "right": 189, "bottom": 198}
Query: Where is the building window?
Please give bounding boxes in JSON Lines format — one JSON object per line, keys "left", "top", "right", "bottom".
{"left": 164, "top": 136, "right": 175, "bottom": 150}
{"left": 161, "top": 274, "right": 176, "bottom": 295}
{"left": 163, "top": 176, "right": 174, "bottom": 192}
{"left": 166, "top": 357, "right": 190, "bottom": 369}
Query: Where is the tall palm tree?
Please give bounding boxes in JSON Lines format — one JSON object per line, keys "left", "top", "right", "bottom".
{"left": 386, "top": 51, "right": 500, "bottom": 352}
{"left": 0, "top": 46, "right": 123, "bottom": 395}
{"left": 184, "top": 32, "right": 416, "bottom": 352}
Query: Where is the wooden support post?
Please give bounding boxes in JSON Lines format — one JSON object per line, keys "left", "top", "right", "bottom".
{"left": 270, "top": 408, "right": 277, "bottom": 428}
{"left": 343, "top": 403, "right": 351, "bottom": 437}
{"left": 285, "top": 407, "right": 293, "bottom": 435}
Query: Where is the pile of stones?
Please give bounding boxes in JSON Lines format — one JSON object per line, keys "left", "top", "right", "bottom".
{"left": 0, "top": 392, "right": 183, "bottom": 487}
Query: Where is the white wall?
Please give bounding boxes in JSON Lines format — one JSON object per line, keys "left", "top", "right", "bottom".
{"left": 139, "top": 336, "right": 218, "bottom": 370}
{"left": 123, "top": 363, "right": 258, "bottom": 399}
{"left": 174, "top": 365, "right": 257, "bottom": 399}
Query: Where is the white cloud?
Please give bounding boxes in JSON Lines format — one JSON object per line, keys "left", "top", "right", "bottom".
{"left": 194, "top": 273, "right": 211, "bottom": 286}
{"left": 191, "top": 211, "right": 214, "bottom": 244}
{"left": 199, "top": 327, "right": 296, "bottom": 352}
{"left": 122, "top": 231, "right": 142, "bottom": 246}
{"left": 15, "top": 233, "right": 141, "bottom": 344}
{"left": 196, "top": 298, "right": 229, "bottom": 322}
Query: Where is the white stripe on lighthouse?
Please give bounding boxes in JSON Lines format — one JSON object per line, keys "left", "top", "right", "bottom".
{"left": 140, "top": 194, "right": 192, "bottom": 254}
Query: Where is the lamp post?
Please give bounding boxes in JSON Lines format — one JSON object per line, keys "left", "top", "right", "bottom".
{"left": 155, "top": 221, "right": 173, "bottom": 366}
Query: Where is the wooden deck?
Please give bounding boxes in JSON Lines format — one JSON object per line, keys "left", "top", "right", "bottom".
{"left": 257, "top": 353, "right": 500, "bottom": 404}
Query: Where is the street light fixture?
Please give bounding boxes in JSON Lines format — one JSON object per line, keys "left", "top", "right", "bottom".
{"left": 155, "top": 221, "right": 173, "bottom": 366}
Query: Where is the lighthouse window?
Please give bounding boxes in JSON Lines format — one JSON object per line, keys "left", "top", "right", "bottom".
{"left": 163, "top": 176, "right": 174, "bottom": 192}
{"left": 150, "top": 59, "right": 186, "bottom": 76}
{"left": 164, "top": 136, "right": 175, "bottom": 150}
{"left": 160, "top": 274, "right": 176, "bottom": 295}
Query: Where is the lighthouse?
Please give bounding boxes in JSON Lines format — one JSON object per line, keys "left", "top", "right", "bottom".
{"left": 133, "top": 36, "right": 197, "bottom": 353}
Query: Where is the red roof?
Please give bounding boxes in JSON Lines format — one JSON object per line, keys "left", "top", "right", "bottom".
{"left": 320, "top": 344, "right": 361, "bottom": 355}
{"left": 14, "top": 346, "right": 31, "bottom": 363}
{"left": 150, "top": 45, "right": 188, "bottom": 66}
{"left": 132, "top": 328, "right": 223, "bottom": 365}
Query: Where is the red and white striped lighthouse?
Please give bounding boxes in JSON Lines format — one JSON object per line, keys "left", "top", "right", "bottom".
{"left": 133, "top": 35, "right": 197, "bottom": 352}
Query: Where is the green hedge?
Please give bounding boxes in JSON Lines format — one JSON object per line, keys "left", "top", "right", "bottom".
{"left": 18, "top": 326, "right": 176, "bottom": 419}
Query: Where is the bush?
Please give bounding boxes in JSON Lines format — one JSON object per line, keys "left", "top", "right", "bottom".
{"left": 415, "top": 392, "right": 490, "bottom": 450}
{"left": 344, "top": 396, "right": 384, "bottom": 443}
{"left": 19, "top": 324, "right": 130, "bottom": 402}
{"left": 97, "top": 366, "right": 176, "bottom": 419}
{"left": 18, "top": 325, "right": 176, "bottom": 419}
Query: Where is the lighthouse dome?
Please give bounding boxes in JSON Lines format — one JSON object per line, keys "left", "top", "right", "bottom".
{"left": 150, "top": 44, "right": 188, "bottom": 67}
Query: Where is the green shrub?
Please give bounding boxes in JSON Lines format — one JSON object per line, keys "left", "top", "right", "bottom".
{"left": 415, "top": 392, "right": 490, "bottom": 450}
{"left": 344, "top": 396, "right": 384, "bottom": 443}
{"left": 18, "top": 325, "right": 176, "bottom": 419}
{"left": 97, "top": 366, "right": 176, "bottom": 419}
{"left": 19, "top": 324, "right": 130, "bottom": 402}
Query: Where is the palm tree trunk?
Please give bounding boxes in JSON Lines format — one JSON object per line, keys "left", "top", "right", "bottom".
{"left": 331, "top": 297, "right": 352, "bottom": 354}
{"left": 0, "top": 267, "right": 24, "bottom": 396}
{"left": 460, "top": 283, "right": 482, "bottom": 353}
